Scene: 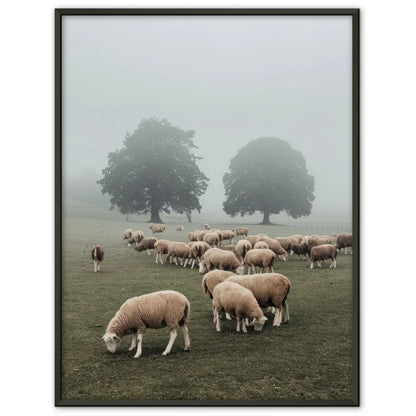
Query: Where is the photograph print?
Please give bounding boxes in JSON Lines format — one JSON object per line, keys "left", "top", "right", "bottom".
{"left": 56, "top": 8, "right": 359, "bottom": 405}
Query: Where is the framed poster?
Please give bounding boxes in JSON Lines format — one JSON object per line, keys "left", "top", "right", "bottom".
{"left": 56, "top": 8, "right": 359, "bottom": 406}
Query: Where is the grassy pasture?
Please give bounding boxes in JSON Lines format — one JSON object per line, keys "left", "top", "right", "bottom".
{"left": 60, "top": 215, "right": 353, "bottom": 403}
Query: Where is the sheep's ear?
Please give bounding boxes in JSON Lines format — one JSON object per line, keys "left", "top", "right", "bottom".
{"left": 262, "top": 316, "right": 268, "bottom": 322}
{"left": 112, "top": 335, "right": 121, "bottom": 343}
{"left": 249, "top": 319, "right": 256, "bottom": 325}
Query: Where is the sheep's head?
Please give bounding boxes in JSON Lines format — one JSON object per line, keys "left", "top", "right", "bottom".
{"left": 102, "top": 332, "right": 121, "bottom": 353}
{"left": 249, "top": 316, "right": 268, "bottom": 331}
{"left": 236, "top": 266, "right": 245, "bottom": 275}
{"left": 199, "top": 261, "right": 207, "bottom": 273}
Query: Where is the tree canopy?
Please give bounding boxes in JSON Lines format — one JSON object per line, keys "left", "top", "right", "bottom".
{"left": 223, "top": 137, "right": 315, "bottom": 224}
{"left": 98, "top": 118, "right": 209, "bottom": 223}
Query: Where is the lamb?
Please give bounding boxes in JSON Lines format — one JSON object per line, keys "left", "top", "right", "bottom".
{"left": 154, "top": 239, "right": 171, "bottom": 264}
{"left": 176, "top": 225, "right": 184, "bottom": 231}
{"left": 234, "top": 239, "right": 252, "bottom": 263}
{"left": 243, "top": 249, "right": 276, "bottom": 274}
{"left": 204, "top": 224, "right": 211, "bottom": 230}
{"left": 150, "top": 223, "right": 166, "bottom": 235}
{"left": 235, "top": 226, "right": 249, "bottom": 240}
{"left": 135, "top": 237, "right": 157, "bottom": 255}
{"left": 166, "top": 241, "right": 191, "bottom": 266}
{"left": 203, "top": 232, "right": 220, "bottom": 247}
{"left": 226, "top": 273, "right": 291, "bottom": 327}
{"left": 221, "top": 229, "right": 236, "bottom": 244}
{"left": 334, "top": 233, "right": 353, "bottom": 254}
{"left": 257, "top": 237, "right": 288, "bottom": 261}
{"left": 122, "top": 229, "right": 134, "bottom": 245}
{"left": 254, "top": 241, "right": 269, "bottom": 249}
{"left": 102, "top": 290, "right": 190, "bottom": 359}
{"left": 187, "top": 241, "right": 210, "bottom": 268}
{"left": 91, "top": 245, "right": 104, "bottom": 272}
{"left": 310, "top": 244, "right": 338, "bottom": 269}
{"left": 212, "top": 282, "right": 268, "bottom": 332}
{"left": 125, "top": 230, "right": 145, "bottom": 247}
{"left": 199, "top": 248, "right": 244, "bottom": 274}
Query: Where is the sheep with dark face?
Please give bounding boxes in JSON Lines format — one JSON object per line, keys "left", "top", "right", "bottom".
{"left": 102, "top": 290, "right": 190, "bottom": 359}
{"left": 213, "top": 282, "right": 268, "bottom": 333}
{"left": 91, "top": 245, "right": 104, "bottom": 272}
{"left": 310, "top": 244, "right": 338, "bottom": 269}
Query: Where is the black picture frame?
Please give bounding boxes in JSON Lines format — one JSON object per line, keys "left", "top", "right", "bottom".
{"left": 55, "top": 8, "right": 359, "bottom": 406}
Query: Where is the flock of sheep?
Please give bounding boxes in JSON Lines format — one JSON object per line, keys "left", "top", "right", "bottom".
{"left": 91, "top": 223, "right": 352, "bottom": 359}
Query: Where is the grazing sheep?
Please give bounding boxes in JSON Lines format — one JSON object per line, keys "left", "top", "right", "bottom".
{"left": 166, "top": 242, "right": 191, "bottom": 266}
{"left": 188, "top": 241, "right": 210, "bottom": 268}
{"left": 199, "top": 248, "right": 244, "bottom": 274}
{"left": 244, "top": 249, "right": 276, "bottom": 274}
{"left": 102, "top": 290, "right": 190, "bottom": 359}
{"left": 221, "top": 230, "right": 236, "bottom": 244}
{"left": 176, "top": 225, "right": 184, "bottom": 231}
{"left": 235, "top": 227, "right": 249, "bottom": 240}
{"left": 204, "top": 224, "right": 211, "bottom": 230}
{"left": 246, "top": 235, "right": 260, "bottom": 246}
{"left": 212, "top": 282, "right": 268, "bottom": 332}
{"left": 289, "top": 234, "right": 304, "bottom": 244}
{"left": 211, "top": 229, "right": 224, "bottom": 245}
{"left": 254, "top": 241, "right": 269, "bottom": 250}
{"left": 203, "top": 232, "right": 220, "bottom": 247}
{"left": 126, "top": 230, "right": 145, "bottom": 247}
{"left": 307, "top": 236, "right": 332, "bottom": 255}
{"left": 234, "top": 239, "right": 252, "bottom": 263}
{"left": 257, "top": 237, "right": 288, "bottom": 261}
{"left": 335, "top": 233, "right": 353, "bottom": 254}
{"left": 197, "top": 229, "right": 211, "bottom": 241}
{"left": 150, "top": 223, "right": 166, "bottom": 235}
{"left": 292, "top": 242, "right": 308, "bottom": 260}
{"left": 122, "top": 229, "right": 134, "bottom": 245}
{"left": 188, "top": 231, "right": 200, "bottom": 242}
{"left": 135, "top": 237, "right": 157, "bottom": 255}
{"left": 310, "top": 244, "right": 338, "bottom": 269}
{"left": 154, "top": 239, "right": 170, "bottom": 264}
{"left": 148, "top": 223, "right": 154, "bottom": 230}
{"left": 226, "top": 273, "right": 291, "bottom": 327}
{"left": 91, "top": 245, "right": 104, "bottom": 273}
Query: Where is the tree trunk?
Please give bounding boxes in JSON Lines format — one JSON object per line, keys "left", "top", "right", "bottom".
{"left": 261, "top": 211, "right": 271, "bottom": 225}
{"left": 186, "top": 212, "right": 192, "bottom": 223}
{"left": 149, "top": 205, "right": 163, "bottom": 223}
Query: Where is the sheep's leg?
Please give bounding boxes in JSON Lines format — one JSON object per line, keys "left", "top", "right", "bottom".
{"left": 133, "top": 333, "right": 143, "bottom": 359}
{"left": 129, "top": 333, "right": 137, "bottom": 351}
{"left": 94, "top": 261, "right": 97, "bottom": 273}
{"left": 155, "top": 252, "right": 159, "bottom": 264}
{"left": 236, "top": 318, "right": 241, "bottom": 332}
{"left": 270, "top": 266, "right": 275, "bottom": 273}
{"left": 97, "top": 262, "right": 101, "bottom": 272}
{"left": 283, "top": 302, "right": 290, "bottom": 322}
{"left": 273, "top": 307, "right": 282, "bottom": 326}
{"left": 215, "top": 310, "right": 221, "bottom": 331}
{"left": 181, "top": 324, "right": 190, "bottom": 351}
{"left": 162, "top": 329, "right": 177, "bottom": 356}
{"left": 183, "top": 258, "right": 188, "bottom": 268}
{"left": 310, "top": 261, "right": 314, "bottom": 269}
{"left": 191, "top": 259, "right": 195, "bottom": 269}
{"left": 146, "top": 249, "right": 151, "bottom": 256}
{"left": 251, "top": 265, "right": 256, "bottom": 274}
{"left": 242, "top": 318, "right": 247, "bottom": 333}
{"left": 225, "top": 312, "right": 232, "bottom": 320}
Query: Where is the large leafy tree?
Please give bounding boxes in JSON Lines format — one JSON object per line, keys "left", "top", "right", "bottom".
{"left": 223, "top": 137, "right": 315, "bottom": 224}
{"left": 98, "top": 118, "right": 209, "bottom": 223}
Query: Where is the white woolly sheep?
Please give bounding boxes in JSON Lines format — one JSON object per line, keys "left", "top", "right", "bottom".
{"left": 244, "top": 249, "right": 276, "bottom": 274}
{"left": 211, "top": 229, "right": 224, "bottom": 245}
{"left": 188, "top": 231, "right": 199, "bottom": 242}
{"left": 176, "top": 225, "right": 185, "bottom": 231}
{"left": 102, "top": 290, "right": 190, "bottom": 358}
{"left": 334, "top": 233, "right": 353, "bottom": 254}
{"left": 257, "top": 237, "right": 288, "bottom": 261}
{"left": 226, "top": 273, "right": 291, "bottom": 327}
{"left": 122, "top": 229, "right": 134, "bottom": 245}
{"left": 289, "top": 234, "right": 304, "bottom": 244}
{"left": 199, "top": 248, "right": 244, "bottom": 274}
{"left": 197, "top": 229, "right": 211, "bottom": 241}
{"left": 204, "top": 224, "right": 211, "bottom": 230}
{"left": 310, "top": 244, "right": 338, "bottom": 269}
{"left": 125, "top": 230, "right": 145, "bottom": 247}
{"left": 91, "top": 245, "right": 104, "bottom": 273}
{"left": 135, "top": 237, "right": 157, "bottom": 255}
{"left": 203, "top": 232, "right": 220, "bottom": 247}
{"left": 187, "top": 241, "right": 211, "bottom": 268}
{"left": 221, "top": 230, "right": 236, "bottom": 244}
{"left": 213, "top": 282, "right": 267, "bottom": 332}
{"left": 154, "top": 239, "right": 171, "bottom": 264}
{"left": 150, "top": 223, "right": 166, "bottom": 235}
{"left": 235, "top": 227, "right": 249, "bottom": 240}
{"left": 166, "top": 241, "right": 191, "bottom": 266}
{"left": 253, "top": 241, "right": 269, "bottom": 250}
{"left": 234, "top": 239, "right": 252, "bottom": 263}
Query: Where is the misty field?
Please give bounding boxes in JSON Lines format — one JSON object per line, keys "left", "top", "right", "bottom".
{"left": 60, "top": 214, "right": 354, "bottom": 403}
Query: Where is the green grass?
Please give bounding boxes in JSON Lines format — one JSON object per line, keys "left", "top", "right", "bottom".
{"left": 60, "top": 215, "right": 353, "bottom": 402}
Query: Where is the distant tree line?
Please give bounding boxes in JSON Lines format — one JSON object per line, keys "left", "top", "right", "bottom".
{"left": 98, "top": 118, "right": 315, "bottom": 224}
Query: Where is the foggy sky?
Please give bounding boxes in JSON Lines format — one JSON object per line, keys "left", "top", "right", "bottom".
{"left": 62, "top": 15, "right": 352, "bottom": 214}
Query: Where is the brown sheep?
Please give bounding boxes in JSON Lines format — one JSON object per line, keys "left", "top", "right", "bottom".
{"left": 335, "top": 233, "right": 353, "bottom": 254}
{"left": 244, "top": 249, "right": 276, "bottom": 274}
{"left": 310, "top": 244, "right": 338, "bottom": 269}
{"left": 135, "top": 237, "right": 157, "bottom": 255}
